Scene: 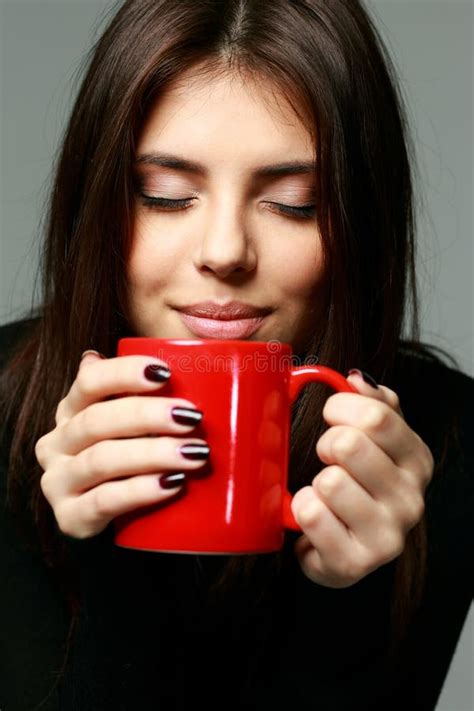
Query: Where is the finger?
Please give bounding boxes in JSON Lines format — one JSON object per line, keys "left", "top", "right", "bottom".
{"left": 58, "top": 396, "right": 203, "bottom": 456}
{"left": 322, "top": 393, "right": 427, "bottom": 477}
{"left": 377, "top": 385, "right": 404, "bottom": 418}
{"left": 312, "top": 464, "right": 408, "bottom": 552}
{"left": 57, "top": 353, "right": 174, "bottom": 424}
{"left": 51, "top": 435, "right": 210, "bottom": 498}
{"left": 291, "top": 485, "right": 354, "bottom": 578}
{"left": 81, "top": 350, "right": 106, "bottom": 362}
{"left": 316, "top": 425, "right": 406, "bottom": 501}
{"left": 55, "top": 472, "right": 186, "bottom": 539}
{"left": 346, "top": 370, "right": 404, "bottom": 417}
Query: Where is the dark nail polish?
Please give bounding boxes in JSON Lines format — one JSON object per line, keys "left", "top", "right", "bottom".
{"left": 159, "top": 472, "right": 187, "bottom": 489}
{"left": 179, "top": 443, "right": 210, "bottom": 460}
{"left": 144, "top": 364, "right": 171, "bottom": 382}
{"left": 171, "top": 407, "right": 203, "bottom": 426}
{"left": 348, "top": 368, "right": 379, "bottom": 389}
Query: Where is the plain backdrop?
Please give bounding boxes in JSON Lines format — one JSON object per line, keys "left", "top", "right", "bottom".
{"left": 0, "top": 1, "right": 472, "bottom": 709}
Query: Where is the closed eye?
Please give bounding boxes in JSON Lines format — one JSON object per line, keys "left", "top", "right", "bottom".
{"left": 138, "top": 195, "right": 317, "bottom": 220}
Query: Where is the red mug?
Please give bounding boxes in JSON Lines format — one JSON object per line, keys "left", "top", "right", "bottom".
{"left": 113, "top": 338, "right": 357, "bottom": 554}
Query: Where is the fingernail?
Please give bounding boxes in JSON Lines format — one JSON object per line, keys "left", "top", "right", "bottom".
{"left": 179, "top": 443, "right": 210, "bottom": 460}
{"left": 81, "top": 349, "right": 106, "bottom": 360}
{"left": 159, "top": 472, "right": 187, "bottom": 489}
{"left": 171, "top": 407, "right": 203, "bottom": 426}
{"left": 144, "top": 364, "right": 171, "bottom": 382}
{"left": 347, "top": 368, "right": 379, "bottom": 389}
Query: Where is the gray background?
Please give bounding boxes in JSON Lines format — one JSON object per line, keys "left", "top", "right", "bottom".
{"left": 0, "top": 1, "right": 472, "bottom": 708}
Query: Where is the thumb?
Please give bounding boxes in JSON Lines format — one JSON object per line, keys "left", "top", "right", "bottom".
{"left": 80, "top": 349, "right": 106, "bottom": 366}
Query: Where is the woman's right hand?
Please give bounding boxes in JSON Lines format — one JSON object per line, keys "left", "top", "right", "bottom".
{"left": 34, "top": 350, "right": 209, "bottom": 539}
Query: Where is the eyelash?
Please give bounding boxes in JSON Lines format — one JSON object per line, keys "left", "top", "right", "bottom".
{"left": 139, "top": 195, "right": 316, "bottom": 220}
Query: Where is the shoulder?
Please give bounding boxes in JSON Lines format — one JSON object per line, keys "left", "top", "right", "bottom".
{"left": 393, "top": 344, "right": 473, "bottom": 569}
{"left": 392, "top": 342, "right": 473, "bottom": 521}
{"left": 391, "top": 343, "right": 473, "bottom": 456}
{"left": 393, "top": 341, "right": 473, "bottom": 393}
{"left": 0, "top": 316, "right": 69, "bottom": 710}
{"left": 0, "top": 315, "right": 41, "bottom": 370}
{"left": 0, "top": 316, "right": 41, "bottom": 462}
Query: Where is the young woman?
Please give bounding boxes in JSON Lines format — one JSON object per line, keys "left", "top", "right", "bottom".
{"left": 1, "top": 1, "right": 472, "bottom": 709}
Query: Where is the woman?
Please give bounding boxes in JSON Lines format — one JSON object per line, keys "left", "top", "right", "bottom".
{"left": 0, "top": 1, "right": 472, "bottom": 709}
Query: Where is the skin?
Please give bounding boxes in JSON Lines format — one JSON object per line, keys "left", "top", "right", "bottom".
{"left": 37, "top": 66, "right": 434, "bottom": 588}
{"left": 126, "top": 66, "right": 434, "bottom": 588}
{"left": 294, "top": 378, "right": 433, "bottom": 587}
{"left": 126, "top": 66, "right": 325, "bottom": 355}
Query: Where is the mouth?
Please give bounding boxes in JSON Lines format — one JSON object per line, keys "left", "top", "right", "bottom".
{"left": 175, "top": 311, "right": 268, "bottom": 339}
{"left": 171, "top": 299, "right": 273, "bottom": 339}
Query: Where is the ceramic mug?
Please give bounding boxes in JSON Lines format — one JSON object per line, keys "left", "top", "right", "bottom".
{"left": 113, "top": 338, "right": 357, "bottom": 554}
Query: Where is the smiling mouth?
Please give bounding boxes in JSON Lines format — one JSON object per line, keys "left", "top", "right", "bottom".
{"left": 176, "top": 311, "right": 268, "bottom": 339}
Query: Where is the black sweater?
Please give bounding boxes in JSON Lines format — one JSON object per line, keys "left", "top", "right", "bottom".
{"left": 1, "top": 318, "right": 473, "bottom": 710}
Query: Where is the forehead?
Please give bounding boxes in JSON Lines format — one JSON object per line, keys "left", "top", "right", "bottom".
{"left": 136, "top": 66, "right": 316, "bottom": 168}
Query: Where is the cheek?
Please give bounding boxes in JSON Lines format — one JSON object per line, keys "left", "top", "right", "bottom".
{"left": 127, "top": 220, "right": 180, "bottom": 292}
{"left": 272, "top": 234, "right": 325, "bottom": 299}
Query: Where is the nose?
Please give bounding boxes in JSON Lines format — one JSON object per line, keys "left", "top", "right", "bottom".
{"left": 193, "top": 202, "right": 257, "bottom": 278}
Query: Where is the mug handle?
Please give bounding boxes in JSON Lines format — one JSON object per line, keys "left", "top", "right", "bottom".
{"left": 282, "top": 365, "right": 359, "bottom": 532}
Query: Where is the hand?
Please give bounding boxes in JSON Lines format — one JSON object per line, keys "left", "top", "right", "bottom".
{"left": 291, "top": 370, "right": 434, "bottom": 588}
{"left": 34, "top": 351, "right": 209, "bottom": 539}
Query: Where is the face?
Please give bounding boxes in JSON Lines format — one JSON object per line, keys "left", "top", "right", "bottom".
{"left": 126, "top": 65, "right": 327, "bottom": 354}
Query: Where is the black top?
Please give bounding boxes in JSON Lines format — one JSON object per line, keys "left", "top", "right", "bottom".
{"left": 1, "top": 318, "right": 473, "bottom": 711}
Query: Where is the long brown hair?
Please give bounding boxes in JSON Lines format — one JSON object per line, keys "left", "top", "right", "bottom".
{"left": 0, "top": 0, "right": 461, "bottom": 692}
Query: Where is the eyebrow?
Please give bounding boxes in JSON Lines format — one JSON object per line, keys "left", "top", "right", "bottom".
{"left": 134, "top": 152, "right": 316, "bottom": 178}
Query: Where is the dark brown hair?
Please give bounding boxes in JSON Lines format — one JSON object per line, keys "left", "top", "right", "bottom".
{"left": 0, "top": 0, "right": 461, "bottom": 696}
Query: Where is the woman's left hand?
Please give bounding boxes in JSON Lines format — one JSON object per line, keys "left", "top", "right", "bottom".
{"left": 292, "top": 370, "right": 434, "bottom": 588}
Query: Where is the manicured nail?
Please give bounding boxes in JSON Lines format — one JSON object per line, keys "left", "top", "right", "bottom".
{"left": 179, "top": 443, "right": 210, "bottom": 460}
{"left": 159, "top": 472, "right": 187, "bottom": 489}
{"left": 347, "top": 368, "right": 379, "bottom": 389}
{"left": 144, "top": 364, "right": 171, "bottom": 382}
{"left": 171, "top": 407, "right": 203, "bottom": 426}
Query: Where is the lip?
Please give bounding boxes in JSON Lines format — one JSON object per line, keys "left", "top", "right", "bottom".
{"left": 172, "top": 300, "right": 273, "bottom": 339}
{"left": 177, "top": 312, "right": 268, "bottom": 339}
{"left": 174, "top": 300, "right": 273, "bottom": 320}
